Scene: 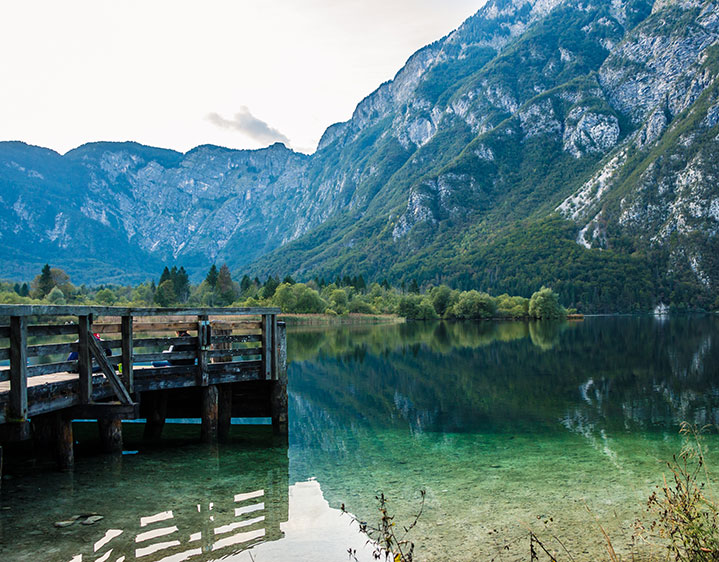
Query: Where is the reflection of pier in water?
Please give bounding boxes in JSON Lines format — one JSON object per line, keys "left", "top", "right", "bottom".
{"left": 66, "top": 469, "right": 288, "bottom": 562}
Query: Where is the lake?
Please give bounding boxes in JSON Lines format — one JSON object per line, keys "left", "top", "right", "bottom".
{"left": 1, "top": 316, "right": 719, "bottom": 561}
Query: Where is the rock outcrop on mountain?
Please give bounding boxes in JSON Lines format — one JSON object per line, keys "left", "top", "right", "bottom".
{"left": 2, "top": 0, "right": 718, "bottom": 311}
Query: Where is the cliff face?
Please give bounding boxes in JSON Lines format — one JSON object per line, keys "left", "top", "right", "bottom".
{"left": 2, "top": 0, "right": 718, "bottom": 310}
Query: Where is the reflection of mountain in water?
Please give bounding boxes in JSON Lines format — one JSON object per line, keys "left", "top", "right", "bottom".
{"left": 288, "top": 318, "right": 719, "bottom": 441}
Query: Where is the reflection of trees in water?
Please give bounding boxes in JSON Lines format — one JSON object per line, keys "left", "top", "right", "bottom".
{"left": 289, "top": 317, "right": 719, "bottom": 449}
{"left": 287, "top": 320, "right": 571, "bottom": 363}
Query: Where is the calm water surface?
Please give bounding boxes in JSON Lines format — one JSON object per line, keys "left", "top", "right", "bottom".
{"left": 1, "top": 316, "right": 719, "bottom": 561}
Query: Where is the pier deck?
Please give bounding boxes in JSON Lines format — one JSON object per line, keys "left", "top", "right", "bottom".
{"left": 0, "top": 305, "right": 287, "bottom": 468}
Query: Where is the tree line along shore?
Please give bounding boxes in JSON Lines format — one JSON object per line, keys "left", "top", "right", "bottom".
{"left": 0, "top": 263, "right": 571, "bottom": 321}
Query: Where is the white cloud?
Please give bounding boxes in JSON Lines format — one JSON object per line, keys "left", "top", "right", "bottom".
{"left": 206, "top": 107, "right": 290, "bottom": 147}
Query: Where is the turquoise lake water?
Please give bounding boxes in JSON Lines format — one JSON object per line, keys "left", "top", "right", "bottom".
{"left": 1, "top": 316, "right": 719, "bottom": 561}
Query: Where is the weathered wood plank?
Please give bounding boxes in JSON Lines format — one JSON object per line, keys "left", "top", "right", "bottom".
{"left": 71, "top": 402, "right": 139, "bottom": 420}
{"left": 88, "top": 333, "right": 132, "bottom": 405}
{"left": 9, "top": 316, "right": 28, "bottom": 420}
{"left": 207, "top": 360, "right": 262, "bottom": 374}
{"left": 212, "top": 334, "right": 262, "bottom": 343}
{"left": 132, "top": 351, "right": 197, "bottom": 363}
{"left": 134, "top": 365, "right": 197, "bottom": 378}
{"left": 0, "top": 305, "right": 280, "bottom": 317}
{"left": 206, "top": 348, "right": 261, "bottom": 359}
{"left": 26, "top": 342, "right": 75, "bottom": 357}
{"left": 132, "top": 336, "right": 199, "bottom": 348}
{"left": 222, "top": 321, "right": 262, "bottom": 330}
{"left": 27, "top": 324, "right": 78, "bottom": 337}
{"left": 121, "top": 315, "right": 133, "bottom": 393}
{"left": 0, "top": 348, "right": 9, "bottom": 361}
{"left": 94, "top": 322, "right": 198, "bottom": 334}
{"left": 27, "top": 361, "right": 78, "bottom": 377}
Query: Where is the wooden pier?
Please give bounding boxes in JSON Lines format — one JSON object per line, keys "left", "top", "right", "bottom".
{"left": 0, "top": 305, "right": 287, "bottom": 469}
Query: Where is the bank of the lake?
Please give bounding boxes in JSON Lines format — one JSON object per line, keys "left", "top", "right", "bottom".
{"left": 1, "top": 316, "right": 718, "bottom": 561}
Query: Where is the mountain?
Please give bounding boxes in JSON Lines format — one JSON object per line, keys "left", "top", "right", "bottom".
{"left": 0, "top": 141, "right": 310, "bottom": 283}
{"left": 1, "top": 0, "right": 718, "bottom": 311}
{"left": 251, "top": 0, "right": 719, "bottom": 312}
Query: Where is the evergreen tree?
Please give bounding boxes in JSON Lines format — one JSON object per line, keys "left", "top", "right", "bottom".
{"left": 409, "top": 279, "right": 420, "bottom": 294}
{"left": 159, "top": 266, "right": 172, "bottom": 287}
{"left": 282, "top": 275, "right": 296, "bottom": 285}
{"left": 36, "top": 264, "right": 55, "bottom": 298}
{"left": 240, "top": 274, "right": 252, "bottom": 292}
{"left": 263, "top": 276, "right": 280, "bottom": 299}
{"left": 217, "top": 264, "right": 237, "bottom": 305}
{"left": 356, "top": 274, "right": 367, "bottom": 291}
{"left": 175, "top": 266, "right": 190, "bottom": 302}
{"left": 206, "top": 264, "right": 219, "bottom": 288}
{"left": 19, "top": 283, "right": 29, "bottom": 297}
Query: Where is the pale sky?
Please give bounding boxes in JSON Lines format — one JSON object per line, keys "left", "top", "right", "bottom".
{"left": 1, "top": 0, "right": 485, "bottom": 155}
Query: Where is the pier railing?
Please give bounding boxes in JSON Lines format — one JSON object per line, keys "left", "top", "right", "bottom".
{"left": 0, "top": 305, "right": 281, "bottom": 424}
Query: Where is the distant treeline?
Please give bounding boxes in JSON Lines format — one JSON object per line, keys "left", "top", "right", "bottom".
{"left": 0, "top": 263, "right": 570, "bottom": 320}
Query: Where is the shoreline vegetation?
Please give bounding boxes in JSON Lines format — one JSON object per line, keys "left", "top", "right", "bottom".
{"left": 0, "top": 263, "right": 573, "bottom": 321}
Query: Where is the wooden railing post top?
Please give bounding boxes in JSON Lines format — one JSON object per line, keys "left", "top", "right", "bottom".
{"left": 0, "top": 305, "right": 281, "bottom": 318}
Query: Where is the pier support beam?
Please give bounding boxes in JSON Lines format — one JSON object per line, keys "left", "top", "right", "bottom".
{"left": 98, "top": 417, "right": 123, "bottom": 454}
{"left": 218, "top": 385, "right": 232, "bottom": 443}
{"left": 32, "top": 412, "right": 74, "bottom": 470}
{"left": 201, "top": 385, "right": 219, "bottom": 443}
{"left": 271, "top": 322, "right": 288, "bottom": 435}
{"left": 143, "top": 391, "right": 167, "bottom": 441}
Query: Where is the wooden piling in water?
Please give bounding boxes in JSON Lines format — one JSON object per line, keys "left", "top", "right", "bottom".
{"left": 271, "top": 322, "right": 288, "bottom": 435}
{"left": 218, "top": 384, "right": 232, "bottom": 443}
{"left": 143, "top": 390, "right": 168, "bottom": 441}
{"left": 32, "top": 412, "right": 74, "bottom": 470}
{"left": 201, "top": 385, "right": 219, "bottom": 443}
{"left": 98, "top": 417, "right": 123, "bottom": 453}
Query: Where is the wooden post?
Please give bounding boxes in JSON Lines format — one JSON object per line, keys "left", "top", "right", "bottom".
{"left": 143, "top": 391, "right": 167, "bottom": 441}
{"left": 197, "top": 316, "right": 210, "bottom": 386}
{"left": 201, "top": 385, "right": 219, "bottom": 443}
{"left": 98, "top": 417, "right": 123, "bottom": 454}
{"left": 9, "top": 316, "right": 28, "bottom": 421}
{"left": 271, "top": 322, "right": 288, "bottom": 435}
{"left": 32, "top": 412, "right": 74, "bottom": 470}
{"left": 261, "top": 314, "right": 275, "bottom": 380}
{"left": 57, "top": 414, "right": 74, "bottom": 470}
{"left": 121, "top": 315, "right": 134, "bottom": 394}
{"left": 218, "top": 384, "right": 232, "bottom": 443}
{"left": 77, "top": 315, "right": 92, "bottom": 403}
